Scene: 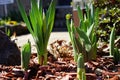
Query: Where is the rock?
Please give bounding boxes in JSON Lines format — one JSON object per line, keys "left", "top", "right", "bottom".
{"left": 0, "top": 30, "right": 21, "bottom": 65}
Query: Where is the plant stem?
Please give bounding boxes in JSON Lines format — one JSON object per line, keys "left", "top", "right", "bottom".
{"left": 37, "top": 54, "right": 43, "bottom": 65}
{"left": 77, "top": 53, "right": 86, "bottom": 80}
{"left": 37, "top": 50, "right": 48, "bottom": 65}
{"left": 43, "top": 51, "right": 48, "bottom": 65}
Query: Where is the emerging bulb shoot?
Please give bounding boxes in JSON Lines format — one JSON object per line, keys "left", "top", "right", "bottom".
{"left": 66, "top": 14, "right": 71, "bottom": 20}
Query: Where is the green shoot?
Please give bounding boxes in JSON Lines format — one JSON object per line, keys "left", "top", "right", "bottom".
{"left": 17, "top": 0, "right": 56, "bottom": 65}
{"left": 66, "top": 3, "right": 99, "bottom": 62}
{"left": 5, "top": 27, "right": 11, "bottom": 37}
{"left": 77, "top": 53, "right": 86, "bottom": 80}
{"left": 109, "top": 27, "right": 115, "bottom": 56}
{"left": 113, "top": 48, "right": 120, "bottom": 64}
{"left": 21, "top": 41, "right": 31, "bottom": 71}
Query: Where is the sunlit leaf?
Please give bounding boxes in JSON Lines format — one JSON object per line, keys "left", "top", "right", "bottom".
{"left": 21, "top": 41, "right": 31, "bottom": 71}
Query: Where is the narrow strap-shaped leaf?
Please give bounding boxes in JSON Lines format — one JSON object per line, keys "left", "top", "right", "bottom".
{"left": 36, "top": 22, "right": 44, "bottom": 55}
{"left": 31, "top": 0, "right": 43, "bottom": 27}
{"left": 66, "top": 18, "right": 79, "bottom": 55}
{"left": 42, "top": 11, "right": 47, "bottom": 40}
{"left": 76, "top": 28, "right": 91, "bottom": 52}
{"left": 86, "top": 23, "right": 94, "bottom": 38}
{"left": 90, "top": 4, "right": 94, "bottom": 24}
{"left": 46, "top": 0, "right": 56, "bottom": 30}
{"left": 83, "top": 15, "right": 88, "bottom": 32}
{"left": 31, "top": 0, "right": 44, "bottom": 49}
{"left": 110, "top": 27, "right": 115, "bottom": 56}
{"left": 46, "top": 0, "right": 56, "bottom": 29}
{"left": 31, "top": 0, "right": 44, "bottom": 55}
{"left": 77, "top": 6, "right": 83, "bottom": 23}
{"left": 66, "top": 19, "right": 72, "bottom": 39}
{"left": 17, "top": 0, "right": 33, "bottom": 34}
{"left": 84, "top": 19, "right": 89, "bottom": 32}
{"left": 74, "top": 36, "right": 83, "bottom": 54}
{"left": 29, "top": 8, "right": 37, "bottom": 35}
{"left": 91, "top": 33, "right": 96, "bottom": 44}
{"left": 72, "top": 26, "right": 79, "bottom": 53}
{"left": 45, "top": 0, "right": 56, "bottom": 47}
{"left": 94, "top": 8, "right": 99, "bottom": 26}
{"left": 85, "top": 4, "right": 90, "bottom": 27}
{"left": 71, "top": 26, "right": 80, "bottom": 62}
{"left": 89, "top": 41, "right": 97, "bottom": 60}
{"left": 80, "top": 20, "right": 86, "bottom": 32}
{"left": 73, "top": 27, "right": 83, "bottom": 54}
{"left": 39, "top": 0, "right": 43, "bottom": 16}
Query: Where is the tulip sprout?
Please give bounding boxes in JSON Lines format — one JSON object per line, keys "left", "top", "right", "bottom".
{"left": 66, "top": 3, "right": 99, "bottom": 62}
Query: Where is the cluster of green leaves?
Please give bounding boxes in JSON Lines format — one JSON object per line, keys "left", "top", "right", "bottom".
{"left": 17, "top": 0, "right": 56, "bottom": 65}
{"left": 66, "top": 3, "right": 99, "bottom": 62}
{"left": 94, "top": 0, "right": 120, "bottom": 42}
{"left": 21, "top": 41, "right": 31, "bottom": 71}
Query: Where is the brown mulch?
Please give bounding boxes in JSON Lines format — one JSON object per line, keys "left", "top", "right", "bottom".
{"left": 0, "top": 40, "right": 120, "bottom": 80}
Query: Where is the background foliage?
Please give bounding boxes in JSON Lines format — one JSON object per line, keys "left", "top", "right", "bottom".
{"left": 94, "top": 0, "right": 120, "bottom": 42}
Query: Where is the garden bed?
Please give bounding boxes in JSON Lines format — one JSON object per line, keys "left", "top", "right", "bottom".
{"left": 0, "top": 40, "right": 120, "bottom": 80}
